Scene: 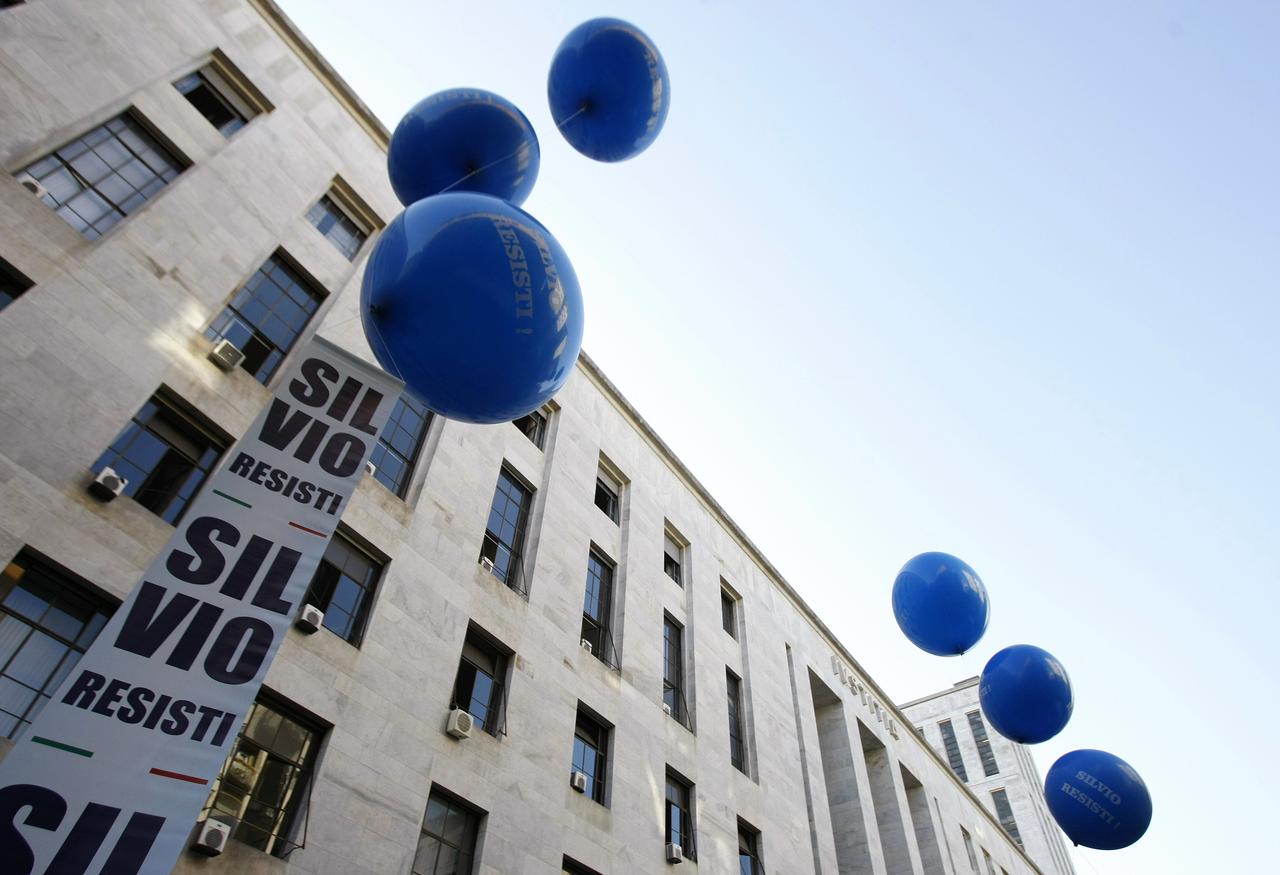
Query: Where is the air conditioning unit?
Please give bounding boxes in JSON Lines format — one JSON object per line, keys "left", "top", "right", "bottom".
{"left": 17, "top": 175, "right": 48, "bottom": 200}
{"left": 364, "top": 460, "right": 377, "bottom": 476}
{"left": 294, "top": 603, "right": 323, "bottom": 635}
{"left": 579, "top": 637, "right": 593, "bottom": 655}
{"left": 661, "top": 702, "right": 673, "bottom": 717}
{"left": 446, "top": 707, "right": 473, "bottom": 739}
{"left": 207, "top": 338, "right": 245, "bottom": 372}
{"left": 478, "top": 555, "right": 496, "bottom": 573}
{"left": 88, "top": 467, "right": 127, "bottom": 502}
{"left": 191, "top": 818, "right": 232, "bottom": 856}
{"left": 665, "top": 842, "right": 683, "bottom": 864}
{"left": 570, "top": 770, "right": 588, "bottom": 793}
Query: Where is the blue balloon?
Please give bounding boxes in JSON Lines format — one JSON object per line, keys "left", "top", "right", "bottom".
{"left": 979, "top": 644, "right": 1073, "bottom": 743}
{"left": 1045, "top": 749, "right": 1152, "bottom": 850}
{"left": 891, "top": 552, "right": 989, "bottom": 656}
{"left": 360, "top": 192, "right": 583, "bottom": 424}
{"left": 388, "top": 89, "right": 539, "bottom": 207}
{"left": 548, "top": 18, "right": 670, "bottom": 162}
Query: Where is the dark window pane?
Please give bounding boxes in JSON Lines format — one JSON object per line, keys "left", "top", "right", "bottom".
{"left": 302, "top": 534, "right": 382, "bottom": 646}
{"left": 0, "top": 257, "right": 34, "bottom": 313}
{"left": 0, "top": 554, "right": 113, "bottom": 740}
{"left": 18, "top": 112, "right": 183, "bottom": 239}
{"left": 512, "top": 410, "right": 546, "bottom": 449}
{"left": 174, "top": 70, "right": 247, "bottom": 137}
{"left": 307, "top": 195, "right": 368, "bottom": 261}
{"left": 481, "top": 467, "right": 531, "bottom": 593}
{"left": 991, "top": 788, "right": 1022, "bottom": 845}
{"left": 939, "top": 719, "right": 968, "bottom": 782}
{"left": 371, "top": 393, "right": 431, "bottom": 497}
{"left": 414, "top": 789, "right": 482, "bottom": 875}
{"left": 721, "top": 590, "right": 737, "bottom": 637}
{"left": 727, "top": 670, "right": 746, "bottom": 772}
{"left": 91, "top": 392, "right": 225, "bottom": 525}
{"left": 593, "top": 476, "right": 619, "bottom": 523}
{"left": 967, "top": 710, "right": 999, "bottom": 777}
{"left": 205, "top": 254, "right": 325, "bottom": 384}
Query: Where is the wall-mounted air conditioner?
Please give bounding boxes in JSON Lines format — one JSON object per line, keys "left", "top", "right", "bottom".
{"left": 88, "top": 467, "right": 127, "bottom": 502}
{"left": 579, "top": 638, "right": 593, "bottom": 655}
{"left": 665, "top": 842, "right": 683, "bottom": 864}
{"left": 570, "top": 770, "right": 588, "bottom": 793}
{"left": 207, "top": 338, "right": 245, "bottom": 371}
{"left": 191, "top": 818, "right": 232, "bottom": 856}
{"left": 446, "top": 707, "right": 474, "bottom": 740}
{"left": 479, "top": 555, "right": 496, "bottom": 573}
{"left": 294, "top": 603, "right": 323, "bottom": 635}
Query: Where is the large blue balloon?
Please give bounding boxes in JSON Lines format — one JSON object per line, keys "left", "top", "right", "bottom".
{"left": 891, "top": 552, "right": 989, "bottom": 656}
{"left": 388, "top": 89, "right": 539, "bottom": 207}
{"left": 979, "top": 644, "right": 1073, "bottom": 743}
{"left": 1045, "top": 749, "right": 1152, "bottom": 850}
{"left": 548, "top": 18, "right": 670, "bottom": 162}
{"left": 360, "top": 192, "right": 583, "bottom": 424}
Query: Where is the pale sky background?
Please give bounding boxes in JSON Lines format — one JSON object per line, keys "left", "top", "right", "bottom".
{"left": 277, "top": 2, "right": 1279, "bottom": 872}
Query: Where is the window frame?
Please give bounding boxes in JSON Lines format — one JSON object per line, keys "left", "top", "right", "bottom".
{"left": 174, "top": 68, "right": 252, "bottom": 137}
{"left": 662, "top": 614, "right": 691, "bottom": 730}
{"left": 369, "top": 391, "right": 432, "bottom": 498}
{"left": 0, "top": 551, "right": 115, "bottom": 740}
{"left": 0, "top": 256, "right": 34, "bottom": 312}
{"left": 306, "top": 193, "right": 371, "bottom": 262}
{"left": 302, "top": 529, "right": 384, "bottom": 647}
{"left": 91, "top": 388, "right": 229, "bottom": 525}
{"left": 966, "top": 710, "right": 999, "bottom": 777}
{"left": 662, "top": 528, "right": 683, "bottom": 586}
{"left": 939, "top": 718, "right": 969, "bottom": 782}
{"left": 17, "top": 110, "right": 187, "bottom": 240}
{"left": 664, "top": 769, "right": 696, "bottom": 861}
{"left": 479, "top": 464, "right": 534, "bottom": 596}
{"left": 720, "top": 585, "right": 738, "bottom": 638}
{"left": 451, "top": 624, "right": 510, "bottom": 737}
{"left": 413, "top": 785, "right": 484, "bottom": 875}
{"left": 737, "top": 818, "right": 763, "bottom": 875}
{"left": 990, "top": 788, "right": 1022, "bottom": 845}
{"left": 512, "top": 409, "right": 547, "bottom": 449}
{"left": 203, "top": 692, "right": 324, "bottom": 859}
{"left": 204, "top": 251, "right": 326, "bottom": 385}
{"left": 571, "top": 705, "right": 610, "bottom": 805}
{"left": 580, "top": 548, "right": 619, "bottom": 670}
{"left": 726, "top": 668, "right": 748, "bottom": 774}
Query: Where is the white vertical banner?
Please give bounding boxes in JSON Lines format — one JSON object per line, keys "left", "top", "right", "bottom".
{"left": 0, "top": 336, "right": 402, "bottom": 874}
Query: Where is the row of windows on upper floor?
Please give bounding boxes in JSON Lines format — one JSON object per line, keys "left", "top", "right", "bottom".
{"left": 0, "top": 549, "right": 766, "bottom": 871}
{"left": 3, "top": 52, "right": 372, "bottom": 314}
{"left": 928, "top": 716, "right": 1024, "bottom": 850}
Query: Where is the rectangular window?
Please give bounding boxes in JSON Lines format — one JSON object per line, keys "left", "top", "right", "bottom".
{"left": 480, "top": 465, "right": 532, "bottom": 594}
{"left": 662, "top": 530, "right": 682, "bottom": 585}
{"left": 452, "top": 625, "right": 509, "bottom": 736}
{"left": 562, "top": 858, "right": 603, "bottom": 875}
{"left": 512, "top": 409, "right": 546, "bottom": 449}
{"left": 0, "top": 257, "right": 33, "bottom": 312}
{"left": 302, "top": 531, "right": 382, "bottom": 646}
{"left": 727, "top": 669, "right": 747, "bottom": 773}
{"left": 92, "top": 390, "right": 227, "bottom": 524}
{"left": 967, "top": 710, "right": 999, "bottom": 777}
{"left": 737, "top": 819, "right": 763, "bottom": 875}
{"left": 0, "top": 552, "right": 113, "bottom": 739}
{"left": 593, "top": 466, "right": 620, "bottom": 524}
{"left": 960, "top": 826, "right": 978, "bottom": 872}
{"left": 204, "top": 695, "right": 322, "bottom": 858}
{"left": 720, "top": 587, "right": 737, "bottom": 638}
{"left": 370, "top": 392, "right": 432, "bottom": 497}
{"left": 413, "top": 786, "right": 483, "bottom": 875}
{"left": 18, "top": 111, "right": 185, "bottom": 240}
{"left": 939, "top": 719, "right": 968, "bottom": 782}
{"left": 662, "top": 615, "right": 690, "bottom": 728}
{"left": 571, "top": 706, "right": 610, "bottom": 805}
{"left": 665, "top": 770, "right": 696, "bottom": 860}
{"left": 983, "top": 848, "right": 996, "bottom": 875}
{"left": 991, "top": 788, "right": 1022, "bottom": 845}
{"left": 580, "top": 549, "right": 617, "bottom": 669}
{"left": 205, "top": 253, "right": 324, "bottom": 384}
{"left": 306, "top": 193, "right": 370, "bottom": 261}
{"left": 174, "top": 64, "right": 259, "bottom": 137}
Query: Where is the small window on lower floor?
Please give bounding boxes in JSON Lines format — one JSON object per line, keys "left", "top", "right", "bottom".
{"left": 593, "top": 462, "right": 621, "bottom": 524}
{"left": 737, "top": 819, "right": 763, "bottom": 874}
{"left": 91, "top": 389, "right": 229, "bottom": 524}
{"left": 0, "top": 551, "right": 114, "bottom": 739}
{"left": 307, "top": 193, "right": 369, "bottom": 261}
{"left": 720, "top": 585, "right": 738, "bottom": 638}
{"left": 663, "top": 528, "right": 684, "bottom": 586}
{"left": 413, "top": 786, "right": 484, "bottom": 875}
{"left": 302, "top": 531, "right": 383, "bottom": 646}
{"left": 571, "top": 705, "right": 610, "bottom": 805}
{"left": 562, "top": 857, "right": 603, "bottom": 875}
{"left": 452, "top": 625, "right": 510, "bottom": 736}
{"left": 204, "top": 694, "right": 323, "bottom": 859}
{"left": 665, "top": 769, "right": 696, "bottom": 861}
{"left": 0, "top": 256, "right": 33, "bottom": 312}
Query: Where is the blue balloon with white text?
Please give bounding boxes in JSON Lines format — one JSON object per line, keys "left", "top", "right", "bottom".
{"left": 360, "top": 192, "right": 582, "bottom": 423}
{"left": 548, "top": 17, "right": 670, "bottom": 162}
{"left": 1045, "top": 749, "right": 1152, "bottom": 850}
{"left": 979, "top": 644, "right": 1073, "bottom": 743}
{"left": 891, "top": 552, "right": 989, "bottom": 656}
{"left": 388, "top": 89, "right": 539, "bottom": 207}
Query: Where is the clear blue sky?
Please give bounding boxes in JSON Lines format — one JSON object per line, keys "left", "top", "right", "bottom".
{"left": 279, "top": 2, "right": 1279, "bottom": 871}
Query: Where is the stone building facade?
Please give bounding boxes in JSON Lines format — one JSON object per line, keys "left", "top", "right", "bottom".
{"left": 899, "top": 679, "right": 1077, "bottom": 875}
{"left": 0, "top": 1, "right": 1048, "bottom": 872}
